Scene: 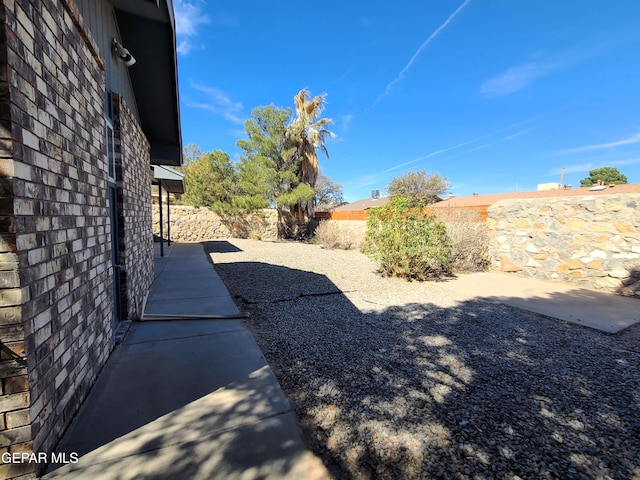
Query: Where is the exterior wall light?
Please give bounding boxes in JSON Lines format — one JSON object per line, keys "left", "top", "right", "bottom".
{"left": 112, "top": 38, "right": 136, "bottom": 67}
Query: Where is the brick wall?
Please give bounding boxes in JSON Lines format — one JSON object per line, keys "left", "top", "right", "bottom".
{"left": 0, "top": 0, "right": 115, "bottom": 477}
{"left": 488, "top": 194, "right": 640, "bottom": 296}
{"left": 113, "top": 95, "right": 153, "bottom": 320}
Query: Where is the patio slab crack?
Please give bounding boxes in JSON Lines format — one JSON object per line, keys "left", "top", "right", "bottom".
{"left": 236, "top": 289, "right": 354, "bottom": 305}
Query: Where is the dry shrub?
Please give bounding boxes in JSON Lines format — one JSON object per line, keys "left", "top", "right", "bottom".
{"left": 433, "top": 207, "right": 490, "bottom": 272}
{"left": 314, "top": 220, "right": 364, "bottom": 250}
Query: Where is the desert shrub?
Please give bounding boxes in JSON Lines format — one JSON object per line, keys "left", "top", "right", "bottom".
{"left": 313, "top": 220, "right": 364, "bottom": 250}
{"left": 432, "top": 207, "right": 490, "bottom": 272}
{"left": 363, "top": 197, "right": 452, "bottom": 280}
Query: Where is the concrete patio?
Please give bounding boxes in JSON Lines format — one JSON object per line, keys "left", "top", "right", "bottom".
{"left": 45, "top": 243, "right": 330, "bottom": 479}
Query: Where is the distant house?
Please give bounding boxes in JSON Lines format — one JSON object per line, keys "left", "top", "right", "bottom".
{"left": 314, "top": 196, "right": 391, "bottom": 220}
{"left": 0, "top": 1, "right": 181, "bottom": 477}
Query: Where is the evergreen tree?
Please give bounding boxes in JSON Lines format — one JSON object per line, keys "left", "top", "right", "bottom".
{"left": 182, "top": 150, "right": 237, "bottom": 213}
{"left": 236, "top": 105, "right": 315, "bottom": 238}
{"left": 580, "top": 167, "right": 628, "bottom": 187}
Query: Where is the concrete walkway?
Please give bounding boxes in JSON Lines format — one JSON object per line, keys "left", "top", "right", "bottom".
{"left": 46, "top": 243, "right": 331, "bottom": 480}
{"left": 440, "top": 271, "right": 640, "bottom": 333}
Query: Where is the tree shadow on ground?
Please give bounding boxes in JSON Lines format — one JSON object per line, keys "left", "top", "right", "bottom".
{"left": 46, "top": 319, "right": 326, "bottom": 479}
{"left": 616, "top": 267, "right": 640, "bottom": 299}
{"left": 213, "top": 259, "right": 640, "bottom": 480}
{"left": 201, "top": 240, "right": 244, "bottom": 253}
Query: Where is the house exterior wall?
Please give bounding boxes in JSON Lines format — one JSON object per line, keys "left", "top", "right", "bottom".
{"left": 75, "top": 0, "right": 139, "bottom": 121}
{"left": 0, "top": 1, "right": 155, "bottom": 478}
{"left": 487, "top": 194, "right": 640, "bottom": 296}
{"left": 113, "top": 94, "right": 153, "bottom": 320}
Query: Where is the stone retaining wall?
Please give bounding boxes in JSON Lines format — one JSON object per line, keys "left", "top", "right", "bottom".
{"left": 487, "top": 193, "right": 640, "bottom": 297}
{"left": 152, "top": 205, "right": 278, "bottom": 242}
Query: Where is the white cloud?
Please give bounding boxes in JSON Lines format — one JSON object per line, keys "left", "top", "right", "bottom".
{"left": 174, "top": 1, "right": 209, "bottom": 55}
{"left": 354, "top": 120, "right": 537, "bottom": 188}
{"left": 481, "top": 41, "right": 610, "bottom": 98}
{"left": 501, "top": 127, "right": 536, "bottom": 141}
{"left": 341, "top": 114, "right": 354, "bottom": 132}
{"left": 461, "top": 128, "right": 534, "bottom": 154}
{"left": 556, "top": 131, "right": 640, "bottom": 155}
{"left": 611, "top": 156, "right": 640, "bottom": 166}
{"left": 547, "top": 163, "right": 595, "bottom": 176}
{"left": 371, "top": 0, "right": 472, "bottom": 108}
{"left": 480, "top": 59, "right": 562, "bottom": 97}
{"left": 186, "top": 82, "right": 245, "bottom": 124}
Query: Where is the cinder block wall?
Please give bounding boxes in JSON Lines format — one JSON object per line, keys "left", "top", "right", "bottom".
{"left": 113, "top": 95, "right": 153, "bottom": 320}
{"left": 0, "top": 0, "right": 114, "bottom": 476}
{"left": 487, "top": 194, "right": 640, "bottom": 296}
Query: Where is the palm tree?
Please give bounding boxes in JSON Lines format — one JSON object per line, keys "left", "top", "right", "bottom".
{"left": 288, "top": 89, "right": 334, "bottom": 233}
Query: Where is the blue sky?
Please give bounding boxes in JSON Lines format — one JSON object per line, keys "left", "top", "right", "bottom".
{"left": 174, "top": 0, "right": 640, "bottom": 202}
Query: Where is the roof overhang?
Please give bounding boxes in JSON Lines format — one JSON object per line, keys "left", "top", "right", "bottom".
{"left": 108, "top": 0, "right": 183, "bottom": 167}
{"left": 153, "top": 165, "right": 185, "bottom": 194}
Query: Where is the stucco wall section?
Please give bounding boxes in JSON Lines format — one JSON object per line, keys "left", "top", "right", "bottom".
{"left": 487, "top": 194, "right": 640, "bottom": 296}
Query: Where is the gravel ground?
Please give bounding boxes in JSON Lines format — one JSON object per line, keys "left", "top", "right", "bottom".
{"left": 206, "top": 239, "right": 640, "bottom": 480}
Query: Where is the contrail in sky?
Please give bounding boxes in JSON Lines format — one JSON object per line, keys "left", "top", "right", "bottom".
{"left": 371, "top": 0, "right": 472, "bottom": 109}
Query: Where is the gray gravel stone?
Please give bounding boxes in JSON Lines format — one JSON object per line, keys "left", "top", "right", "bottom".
{"left": 207, "top": 239, "right": 640, "bottom": 480}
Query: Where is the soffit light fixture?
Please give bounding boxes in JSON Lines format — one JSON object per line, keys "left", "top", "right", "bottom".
{"left": 112, "top": 38, "right": 136, "bottom": 67}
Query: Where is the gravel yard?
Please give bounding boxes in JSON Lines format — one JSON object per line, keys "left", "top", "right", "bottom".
{"left": 207, "top": 239, "right": 640, "bottom": 480}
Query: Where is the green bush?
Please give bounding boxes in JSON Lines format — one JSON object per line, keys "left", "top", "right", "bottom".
{"left": 363, "top": 197, "right": 452, "bottom": 280}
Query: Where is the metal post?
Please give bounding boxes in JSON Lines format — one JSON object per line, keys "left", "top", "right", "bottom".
{"left": 167, "top": 188, "right": 171, "bottom": 246}
{"left": 158, "top": 180, "right": 164, "bottom": 257}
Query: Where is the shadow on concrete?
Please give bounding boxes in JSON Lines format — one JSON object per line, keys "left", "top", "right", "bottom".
{"left": 46, "top": 320, "right": 328, "bottom": 479}
{"left": 202, "top": 240, "right": 244, "bottom": 254}
{"left": 616, "top": 267, "right": 640, "bottom": 298}
{"left": 213, "top": 259, "right": 640, "bottom": 479}
{"left": 46, "top": 242, "right": 328, "bottom": 479}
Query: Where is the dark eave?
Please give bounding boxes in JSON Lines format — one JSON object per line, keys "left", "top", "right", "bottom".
{"left": 108, "top": 0, "right": 182, "bottom": 166}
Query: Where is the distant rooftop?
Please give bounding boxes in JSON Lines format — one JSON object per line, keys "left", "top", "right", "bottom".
{"left": 430, "top": 183, "right": 640, "bottom": 208}
{"left": 332, "top": 196, "right": 391, "bottom": 211}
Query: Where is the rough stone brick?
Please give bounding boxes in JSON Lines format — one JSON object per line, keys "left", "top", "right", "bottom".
{"left": 0, "top": 393, "right": 29, "bottom": 414}
{"left": 0, "top": 425, "right": 31, "bottom": 447}
{"left": 0, "top": 271, "right": 19, "bottom": 289}
{"left": 4, "top": 376, "right": 28, "bottom": 395}
{"left": 5, "top": 408, "right": 29, "bottom": 428}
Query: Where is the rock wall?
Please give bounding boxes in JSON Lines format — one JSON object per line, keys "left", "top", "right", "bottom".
{"left": 152, "top": 205, "right": 278, "bottom": 242}
{"left": 487, "top": 194, "right": 640, "bottom": 297}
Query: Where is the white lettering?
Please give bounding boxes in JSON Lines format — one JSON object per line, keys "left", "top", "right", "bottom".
{"left": 50, "top": 452, "right": 79, "bottom": 464}
{"left": 0, "top": 451, "right": 79, "bottom": 464}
